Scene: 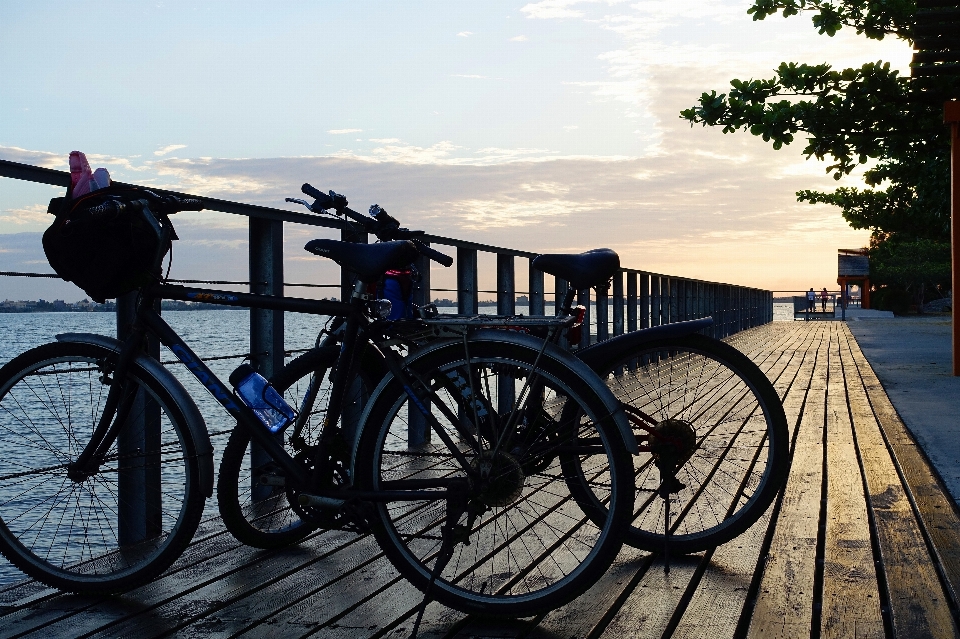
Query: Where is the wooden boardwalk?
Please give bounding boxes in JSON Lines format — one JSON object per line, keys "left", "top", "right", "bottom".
{"left": 1, "top": 321, "right": 959, "bottom": 639}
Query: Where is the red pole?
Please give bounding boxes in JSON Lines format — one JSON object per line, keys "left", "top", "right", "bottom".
{"left": 948, "top": 101, "right": 960, "bottom": 376}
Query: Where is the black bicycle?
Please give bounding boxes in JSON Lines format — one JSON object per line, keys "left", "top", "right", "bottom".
{"left": 0, "top": 191, "right": 637, "bottom": 617}
{"left": 219, "top": 184, "right": 790, "bottom": 561}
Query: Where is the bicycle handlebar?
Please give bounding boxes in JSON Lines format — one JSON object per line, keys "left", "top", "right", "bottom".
{"left": 299, "top": 182, "right": 453, "bottom": 267}
{"left": 86, "top": 195, "right": 204, "bottom": 222}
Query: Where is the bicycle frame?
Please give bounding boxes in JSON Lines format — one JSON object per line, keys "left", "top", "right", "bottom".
{"left": 68, "top": 281, "right": 491, "bottom": 502}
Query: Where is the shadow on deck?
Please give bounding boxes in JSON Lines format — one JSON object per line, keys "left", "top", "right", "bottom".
{"left": 1, "top": 322, "right": 959, "bottom": 638}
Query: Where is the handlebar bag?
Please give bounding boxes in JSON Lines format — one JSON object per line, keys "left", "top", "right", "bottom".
{"left": 42, "top": 186, "right": 174, "bottom": 303}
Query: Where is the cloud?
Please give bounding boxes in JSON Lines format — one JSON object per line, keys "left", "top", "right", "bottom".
{"left": 154, "top": 144, "right": 187, "bottom": 156}
{"left": 0, "top": 146, "right": 67, "bottom": 170}
{"left": 510, "top": 35, "right": 529, "bottom": 41}
{"left": 0, "top": 71, "right": 874, "bottom": 293}
{"left": 563, "top": 125, "right": 579, "bottom": 131}
{"left": 457, "top": 31, "right": 473, "bottom": 37}
{"left": 327, "top": 128, "right": 363, "bottom": 134}
{"left": 1, "top": 204, "right": 49, "bottom": 226}
{"left": 521, "top": 1, "right": 588, "bottom": 20}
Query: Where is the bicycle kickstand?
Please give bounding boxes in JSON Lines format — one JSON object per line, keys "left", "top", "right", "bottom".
{"left": 662, "top": 488, "right": 671, "bottom": 575}
{"left": 409, "top": 493, "right": 469, "bottom": 639}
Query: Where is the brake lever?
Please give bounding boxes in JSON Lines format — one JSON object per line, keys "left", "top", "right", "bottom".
{"left": 285, "top": 197, "right": 315, "bottom": 212}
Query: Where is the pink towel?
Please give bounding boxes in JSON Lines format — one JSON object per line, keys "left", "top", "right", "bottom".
{"left": 69, "top": 151, "right": 93, "bottom": 198}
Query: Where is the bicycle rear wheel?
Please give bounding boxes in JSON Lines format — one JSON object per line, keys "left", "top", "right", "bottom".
{"left": 355, "top": 335, "right": 634, "bottom": 617}
{"left": 0, "top": 342, "right": 204, "bottom": 593}
{"left": 571, "top": 334, "right": 788, "bottom": 554}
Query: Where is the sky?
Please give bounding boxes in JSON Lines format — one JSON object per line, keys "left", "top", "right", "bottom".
{"left": 0, "top": 1, "right": 914, "bottom": 301}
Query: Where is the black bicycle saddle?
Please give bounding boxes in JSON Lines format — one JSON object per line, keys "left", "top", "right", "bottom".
{"left": 304, "top": 239, "right": 420, "bottom": 283}
{"left": 532, "top": 248, "right": 620, "bottom": 290}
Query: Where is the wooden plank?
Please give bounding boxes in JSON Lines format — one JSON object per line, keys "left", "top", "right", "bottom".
{"left": 845, "top": 330, "right": 960, "bottom": 623}
{"left": 820, "top": 325, "right": 883, "bottom": 639}
{"left": 45, "top": 529, "right": 359, "bottom": 638}
{"left": 838, "top": 326, "right": 957, "bottom": 638}
{"left": 0, "top": 521, "right": 250, "bottom": 637}
{"left": 673, "top": 324, "right": 822, "bottom": 638}
{"left": 747, "top": 322, "right": 829, "bottom": 639}
{"left": 594, "top": 557, "right": 701, "bottom": 639}
{"left": 519, "top": 548, "right": 651, "bottom": 638}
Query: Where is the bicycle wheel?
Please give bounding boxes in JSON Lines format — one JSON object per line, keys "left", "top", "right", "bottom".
{"left": 217, "top": 346, "right": 375, "bottom": 549}
{"left": 571, "top": 334, "right": 788, "bottom": 554}
{"left": 0, "top": 341, "right": 204, "bottom": 593}
{"left": 355, "top": 334, "right": 634, "bottom": 616}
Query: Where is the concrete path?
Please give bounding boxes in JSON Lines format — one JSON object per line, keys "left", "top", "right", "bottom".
{"left": 847, "top": 316, "right": 960, "bottom": 505}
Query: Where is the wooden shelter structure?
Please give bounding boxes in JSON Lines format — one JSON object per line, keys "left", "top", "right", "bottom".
{"left": 837, "top": 248, "right": 870, "bottom": 309}
{"left": 911, "top": 0, "right": 960, "bottom": 374}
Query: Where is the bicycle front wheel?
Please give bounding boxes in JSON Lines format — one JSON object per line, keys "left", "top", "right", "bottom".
{"left": 574, "top": 334, "right": 789, "bottom": 554}
{"left": 355, "top": 335, "right": 634, "bottom": 617}
{"left": 217, "top": 346, "right": 375, "bottom": 549}
{"left": 0, "top": 342, "right": 205, "bottom": 593}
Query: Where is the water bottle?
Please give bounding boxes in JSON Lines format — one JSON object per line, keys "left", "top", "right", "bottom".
{"left": 229, "top": 364, "right": 296, "bottom": 433}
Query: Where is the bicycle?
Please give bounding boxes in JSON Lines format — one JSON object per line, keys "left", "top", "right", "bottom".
{"left": 0, "top": 190, "right": 637, "bottom": 617}
{"left": 219, "top": 183, "right": 789, "bottom": 561}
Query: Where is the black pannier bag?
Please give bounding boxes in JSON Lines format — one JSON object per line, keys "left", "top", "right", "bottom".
{"left": 43, "top": 186, "right": 176, "bottom": 303}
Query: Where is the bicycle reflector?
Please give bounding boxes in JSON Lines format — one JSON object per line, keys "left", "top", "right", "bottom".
{"left": 566, "top": 305, "right": 586, "bottom": 344}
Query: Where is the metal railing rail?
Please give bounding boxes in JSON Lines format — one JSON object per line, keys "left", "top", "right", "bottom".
{"left": 0, "top": 158, "right": 773, "bottom": 361}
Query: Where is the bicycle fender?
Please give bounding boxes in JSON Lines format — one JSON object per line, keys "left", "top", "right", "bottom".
{"left": 55, "top": 333, "right": 215, "bottom": 498}
{"left": 350, "top": 329, "right": 637, "bottom": 479}
{"left": 576, "top": 318, "right": 714, "bottom": 373}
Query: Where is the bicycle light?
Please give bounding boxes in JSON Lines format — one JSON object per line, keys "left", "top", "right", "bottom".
{"left": 370, "top": 299, "right": 393, "bottom": 319}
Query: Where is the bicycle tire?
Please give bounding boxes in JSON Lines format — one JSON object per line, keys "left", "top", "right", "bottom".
{"left": 355, "top": 335, "right": 634, "bottom": 616}
{"left": 217, "top": 346, "right": 375, "bottom": 549}
{"left": 569, "top": 333, "right": 788, "bottom": 554}
{"left": 0, "top": 341, "right": 205, "bottom": 593}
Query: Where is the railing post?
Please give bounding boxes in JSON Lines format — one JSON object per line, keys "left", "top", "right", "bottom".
{"left": 613, "top": 271, "right": 624, "bottom": 337}
{"left": 457, "top": 248, "right": 478, "bottom": 315}
{"left": 670, "top": 278, "right": 679, "bottom": 324}
{"left": 496, "top": 254, "right": 516, "bottom": 413}
{"left": 116, "top": 293, "right": 162, "bottom": 545}
{"left": 596, "top": 284, "right": 609, "bottom": 342}
{"left": 720, "top": 285, "right": 728, "bottom": 337}
{"left": 339, "top": 227, "right": 368, "bottom": 303}
{"left": 639, "top": 273, "right": 648, "bottom": 330}
{"left": 497, "top": 254, "right": 515, "bottom": 316}
{"left": 249, "top": 217, "right": 285, "bottom": 500}
{"left": 578, "top": 288, "right": 591, "bottom": 348}
{"left": 409, "top": 244, "right": 432, "bottom": 447}
{"left": 555, "top": 276, "right": 569, "bottom": 349}
{"left": 529, "top": 258, "right": 545, "bottom": 316}
{"left": 627, "top": 272, "right": 638, "bottom": 333}
{"left": 652, "top": 276, "right": 662, "bottom": 327}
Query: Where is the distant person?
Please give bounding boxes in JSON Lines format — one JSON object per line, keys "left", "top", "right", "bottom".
{"left": 807, "top": 288, "right": 816, "bottom": 313}
{"left": 821, "top": 287, "right": 828, "bottom": 312}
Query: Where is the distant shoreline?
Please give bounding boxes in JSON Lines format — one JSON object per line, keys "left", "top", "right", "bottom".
{"left": 0, "top": 300, "right": 246, "bottom": 313}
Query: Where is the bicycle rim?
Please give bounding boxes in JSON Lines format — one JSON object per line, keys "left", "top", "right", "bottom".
{"left": 357, "top": 339, "right": 632, "bottom": 616}
{"left": 0, "top": 342, "right": 202, "bottom": 593}
{"left": 583, "top": 334, "right": 788, "bottom": 553}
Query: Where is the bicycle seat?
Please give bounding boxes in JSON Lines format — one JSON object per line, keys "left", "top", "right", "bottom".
{"left": 304, "top": 239, "right": 420, "bottom": 282}
{"left": 532, "top": 248, "right": 620, "bottom": 290}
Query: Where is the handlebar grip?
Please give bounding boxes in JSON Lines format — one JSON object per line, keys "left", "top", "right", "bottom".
{"left": 302, "top": 183, "right": 336, "bottom": 210}
{"left": 412, "top": 240, "right": 453, "bottom": 267}
{"left": 301, "top": 182, "right": 325, "bottom": 201}
{"left": 174, "top": 198, "right": 204, "bottom": 212}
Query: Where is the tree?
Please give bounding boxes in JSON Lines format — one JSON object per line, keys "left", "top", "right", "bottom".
{"left": 680, "top": 0, "right": 958, "bottom": 307}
